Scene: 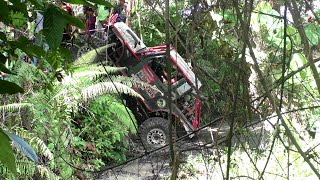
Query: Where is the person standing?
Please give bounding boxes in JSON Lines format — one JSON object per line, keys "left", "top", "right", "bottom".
{"left": 79, "top": 6, "right": 88, "bottom": 25}
{"left": 86, "top": 8, "right": 96, "bottom": 35}
{"left": 110, "top": 0, "right": 128, "bottom": 24}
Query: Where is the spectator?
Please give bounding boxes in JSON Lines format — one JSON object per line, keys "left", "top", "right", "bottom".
{"left": 110, "top": 0, "right": 128, "bottom": 24}
{"left": 75, "top": 6, "right": 88, "bottom": 35}
{"left": 79, "top": 6, "right": 89, "bottom": 25}
{"left": 86, "top": 8, "right": 96, "bottom": 34}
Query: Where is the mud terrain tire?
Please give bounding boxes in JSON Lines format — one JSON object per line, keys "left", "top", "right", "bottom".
{"left": 139, "top": 117, "right": 169, "bottom": 151}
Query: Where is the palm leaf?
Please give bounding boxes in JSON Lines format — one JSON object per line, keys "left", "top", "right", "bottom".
{"left": 82, "top": 82, "right": 143, "bottom": 101}
{"left": 0, "top": 103, "right": 33, "bottom": 112}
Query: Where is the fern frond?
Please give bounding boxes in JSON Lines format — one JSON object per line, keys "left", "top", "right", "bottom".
{"left": 30, "top": 137, "right": 54, "bottom": 161}
{"left": 109, "top": 102, "right": 137, "bottom": 133}
{"left": 36, "top": 165, "right": 60, "bottom": 180}
{"left": 16, "top": 159, "right": 36, "bottom": 177}
{"left": 73, "top": 66, "right": 127, "bottom": 78}
{"left": 107, "top": 75, "right": 163, "bottom": 95}
{"left": 0, "top": 103, "right": 33, "bottom": 112}
{"left": 109, "top": 75, "right": 151, "bottom": 87}
{"left": 73, "top": 71, "right": 108, "bottom": 78}
{"left": 73, "top": 64, "right": 127, "bottom": 74}
{"left": 74, "top": 43, "right": 115, "bottom": 66}
{"left": 82, "top": 82, "right": 143, "bottom": 101}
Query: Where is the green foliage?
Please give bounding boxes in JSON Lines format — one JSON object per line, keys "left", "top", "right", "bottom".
{"left": 76, "top": 95, "right": 136, "bottom": 164}
{"left": 0, "top": 103, "right": 32, "bottom": 112}
{"left": 131, "top": 2, "right": 182, "bottom": 47}
{"left": 0, "top": 0, "right": 86, "bottom": 95}
{"left": 9, "top": 11, "right": 28, "bottom": 29}
{"left": 82, "top": 81, "right": 143, "bottom": 101}
{"left": 36, "top": 165, "right": 59, "bottom": 180}
{"left": 74, "top": 44, "right": 113, "bottom": 66}
{"left": 64, "top": 0, "right": 113, "bottom": 7}
{"left": 0, "top": 0, "right": 144, "bottom": 179}
{"left": 252, "top": 2, "right": 285, "bottom": 48}
{"left": 25, "top": 89, "right": 75, "bottom": 179}
{"left": 0, "top": 129, "right": 16, "bottom": 176}
{"left": 305, "top": 23, "right": 320, "bottom": 45}
{"left": 0, "top": 80, "right": 24, "bottom": 94}
{"left": 5, "top": 131, "right": 38, "bottom": 163}
{"left": 44, "top": 4, "right": 82, "bottom": 51}
{"left": 252, "top": 1, "right": 320, "bottom": 48}
{"left": 72, "top": 66, "right": 126, "bottom": 78}
{"left": 290, "top": 53, "right": 309, "bottom": 82}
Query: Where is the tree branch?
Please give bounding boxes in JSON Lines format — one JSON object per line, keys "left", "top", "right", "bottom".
{"left": 286, "top": 0, "right": 320, "bottom": 95}
{"left": 233, "top": 0, "right": 320, "bottom": 178}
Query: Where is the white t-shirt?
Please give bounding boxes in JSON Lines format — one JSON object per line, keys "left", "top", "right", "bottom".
{"left": 34, "top": 12, "right": 43, "bottom": 34}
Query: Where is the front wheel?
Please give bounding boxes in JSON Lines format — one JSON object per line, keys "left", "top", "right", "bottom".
{"left": 139, "top": 117, "right": 170, "bottom": 151}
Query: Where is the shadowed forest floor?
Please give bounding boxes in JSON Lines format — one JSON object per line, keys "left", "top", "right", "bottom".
{"left": 98, "top": 120, "right": 265, "bottom": 179}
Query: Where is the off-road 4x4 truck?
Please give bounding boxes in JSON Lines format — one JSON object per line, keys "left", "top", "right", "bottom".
{"left": 104, "top": 21, "right": 202, "bottom": 150}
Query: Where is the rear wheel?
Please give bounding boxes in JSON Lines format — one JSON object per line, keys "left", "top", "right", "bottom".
{"left": 139, "top": 117, "right": 170, "bottom": 151}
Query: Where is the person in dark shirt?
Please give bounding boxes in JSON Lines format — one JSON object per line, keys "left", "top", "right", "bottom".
{"left": 110, "top": 0, "right": 128, "bottom": 24}
{"left": 86, "top": 8, "right": 96, "bottom": 34}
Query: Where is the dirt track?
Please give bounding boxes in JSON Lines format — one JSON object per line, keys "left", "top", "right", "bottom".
{"left": 97, "top": 121, "right": 265, "bottom": 180}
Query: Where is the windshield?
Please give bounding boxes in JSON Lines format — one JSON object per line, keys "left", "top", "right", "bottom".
{"left": 113, "top": 22, "right": 147, "bottom": 52}
{"left": 170, "top": 49, "right": 202, "bottom": 89}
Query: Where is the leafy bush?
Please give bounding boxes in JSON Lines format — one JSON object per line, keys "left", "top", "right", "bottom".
{"left": 74, "top": 95, "right": 137, "bottom": 165}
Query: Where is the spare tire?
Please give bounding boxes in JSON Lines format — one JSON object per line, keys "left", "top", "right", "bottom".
{"left": 139, "top": 117, "right": 169, "bottom": 151}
